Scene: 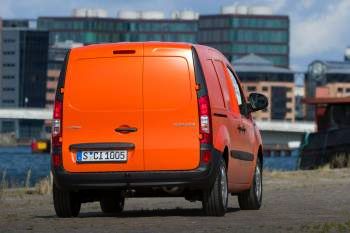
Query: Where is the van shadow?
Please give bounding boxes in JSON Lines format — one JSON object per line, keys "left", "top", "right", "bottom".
{"left": 36, "top": 207, "right": 240, "bottom": 219}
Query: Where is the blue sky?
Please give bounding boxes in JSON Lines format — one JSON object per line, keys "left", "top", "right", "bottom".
{"left": 1, "top": 0, "right": 350, "bottom": 71}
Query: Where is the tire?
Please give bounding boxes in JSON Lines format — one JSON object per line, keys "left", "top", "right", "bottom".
{"left": 53, "top": 183, "right": 81, "bottom": 218}
{"left": 238, "top": 158, "right": 262, "bottom": 210}
{"left": 202, "top": 158, "right": 228, "bottom": 216}
{"left": 100, "top": 193, "right": 125, "bottom": 214}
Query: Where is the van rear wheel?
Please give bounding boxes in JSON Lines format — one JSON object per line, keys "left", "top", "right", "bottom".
{"left": 238, "top": 158, "right": 262, "bottom": 210}
{"left": 100, "top": 193, "right": 125, "bottom": 213}
{"left": 53, "top": 183, "right": 81, "bottom": 218}
{"left": 202, "top": 158, "right": 228, "bottom": 216}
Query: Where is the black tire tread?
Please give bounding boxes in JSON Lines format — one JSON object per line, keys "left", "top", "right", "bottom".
{"left": 238, "top": 158, "right": 262, "bottom": 210}
{"left": 202, "top": 158, "right": 227, "bottom": 216}
{"left": 53, "top": 183, "right": 81, "bottom": 218}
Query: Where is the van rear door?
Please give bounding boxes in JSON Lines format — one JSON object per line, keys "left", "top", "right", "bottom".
{"left": 62, "top": 44, "right": 144, "bottom": 172}
{"left": 143, "top": 44, "right": 200, "bottom": 171}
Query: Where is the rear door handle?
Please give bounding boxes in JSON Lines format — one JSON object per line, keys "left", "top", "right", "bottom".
{"left": 115, "top": 126, "right": 138, "bottom": 134}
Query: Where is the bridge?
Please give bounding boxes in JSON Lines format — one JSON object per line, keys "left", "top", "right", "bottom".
{"left": 0, "top": 108, "right": 315, "bottom": 149}
{"left": 0, "top": 107, "right": 315, "bottom": 132}
{"left": 0, "top": 108, "right": 52, "bottom": 120}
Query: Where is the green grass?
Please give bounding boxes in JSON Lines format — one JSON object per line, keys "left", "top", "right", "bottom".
{"left": 300, "top": 220, "right": 350, "bottom": 233}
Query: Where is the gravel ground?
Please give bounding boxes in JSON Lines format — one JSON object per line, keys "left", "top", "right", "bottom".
{"left": 0, "top": 168, "right": 350, "bottom": 233}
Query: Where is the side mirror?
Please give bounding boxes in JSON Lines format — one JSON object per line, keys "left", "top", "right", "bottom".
{"left": 248, "top": 93, "right": 268, "bottom": 112}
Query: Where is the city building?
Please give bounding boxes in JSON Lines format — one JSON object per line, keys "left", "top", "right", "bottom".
{"left": 294, "top": 76, "right": 305, "bottom": 121}
{"left": 198, "top": 5, "right": 289, "bottom": 67}
{"left": 3, "top": 19, "right": 29, "bottom": 28}
{"left": 1, "top": 28, "right": 49, "bottom": 138}
{"left": 2, "top": 19, "right": 37, "bottom": 29}
{"left": 305, "top": 51, "right": 350, "bottom": 119}
{"left": 0, "top": 19, "right": 2, "bottom": 105}
{"left": 37, "top": 9, "right": 198, "bottom": 45}
{"left": 37, "top": 7, "right": 289, "bottom": 66}
{"left": 233, "top": 53, "right": 295, "bottom": 121}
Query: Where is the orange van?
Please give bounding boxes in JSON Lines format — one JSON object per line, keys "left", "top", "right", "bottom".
{"left": 51, "top": 42, "right": 268, "bottom": 217}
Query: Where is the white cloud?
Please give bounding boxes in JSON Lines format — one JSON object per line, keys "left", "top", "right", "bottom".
{"left": 301, "top": 0, "right": 314, "bottom": 9}
{"left": 291, "top": 0, "right": 350, "bottom": 58}
{"left": 267, "top": 0, "right": 287, "bottom": 13}
{"left": 0, "top": 0, "right": 15, "bottom": 18}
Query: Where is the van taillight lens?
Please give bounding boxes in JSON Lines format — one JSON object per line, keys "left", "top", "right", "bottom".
{"left": 52, "top": 119, "right": 61, "bottom": 138}
{"left": 198, "top": 95, "right": 212, "bottom": 144}
{"left": 52, "top": 100, "right": 62, "bottom": 168}
{"left": 52, "top": 101, "right": 62, "bottom": 145}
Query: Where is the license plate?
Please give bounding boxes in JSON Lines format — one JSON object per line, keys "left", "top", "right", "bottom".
{"left": 76, "top": 150, "right": 128, "bottom": 163}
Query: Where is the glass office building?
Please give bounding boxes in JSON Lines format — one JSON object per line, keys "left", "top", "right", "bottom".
{"left": 37, "top": 11, "right": 289, "bottom": 68}
{"left": 3, "top": 19, "right": 30, "bottom": 28}
{"left": 1, "top": 28, "right": 49, "bottom": 138}
{"left": 37, "top": 17, "right": 198, "bottom": 45}
{"left": 198, "top": 14, "right": 289, "bottom": 67}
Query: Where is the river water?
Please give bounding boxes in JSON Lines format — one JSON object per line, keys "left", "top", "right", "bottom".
{"left": 0, "top": 147, "right": 298, "bottom": 187}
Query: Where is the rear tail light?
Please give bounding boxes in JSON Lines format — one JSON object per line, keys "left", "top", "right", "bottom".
{"left": 52, "top": 101, "right": 62, "bottom": 146}
{"left": 202, "top": 150, "right": 212, "bottom": 163}
{"left": 52, "top": 101, "right": 62, "bottom": 137}
{"left": 51, "top": 51, "right": 69, "bottom": 169}
{"left": 198, "top": 95, "right": 212, "bottom": 144}
{"left": 52, "top": 154, "right": 61, "bottom": 168}
{"left": 193, "top": 47, "right": 212, "bottom": 164}
{"left": 52, "top": 100, "right": 63, "bottom": 168}
{"left": 52, "top": 100, "right": 63, "bottom": 167}
{"left": 198, "top": 95, "right": 212, "bottom": 164}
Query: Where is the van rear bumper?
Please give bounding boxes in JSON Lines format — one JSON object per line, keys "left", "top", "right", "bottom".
{"left": 53, "top": 148, "right": 222, "bottom": 191}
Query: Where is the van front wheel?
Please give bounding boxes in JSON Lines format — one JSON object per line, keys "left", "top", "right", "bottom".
{"left": 53, "top": 183, "right": 81, "bottom": 218}
{"left": 202, "top": 158, "right": 228, "bottom": 216}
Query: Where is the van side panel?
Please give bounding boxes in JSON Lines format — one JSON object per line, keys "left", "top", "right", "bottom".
{"left": 143, "top": 55, "right": 200, "bottom": 171}
{"left": 62, "top": 50, "right": 144, "bottom": 172}
{"left": 211, "top": 60, "right": 245, "bottom": 187}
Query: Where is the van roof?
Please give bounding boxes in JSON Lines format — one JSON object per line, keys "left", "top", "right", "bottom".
{"left": 69, "top": 41, "right": 229, "bottom": 65}
{"left": 72, "top": 41, "right": 192, "bottom": 52}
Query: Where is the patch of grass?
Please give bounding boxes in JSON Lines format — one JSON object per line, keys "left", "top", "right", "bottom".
{"left": 34, "top": 175, "right": 52, "bottom": 195}
{"left": 25, "top": 169, "right": 32, "bottom": 189}
{"left": 300, "top": 220, "right": 350, "bottom": 233}
{"left": 0, "top": 169, "right": 8, "bottom": 201}
{"left": 0, "top": 173, "right": 53, "bottom": 197}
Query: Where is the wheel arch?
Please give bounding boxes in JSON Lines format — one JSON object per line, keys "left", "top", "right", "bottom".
{"left": 223, "top": 146, "right": 229, "bottom": 168}
{"left": 257, "top": 145, "right": 263, "bottom": 171}
{"left": 212, "top": 125, "right": 230, "bottom": 155}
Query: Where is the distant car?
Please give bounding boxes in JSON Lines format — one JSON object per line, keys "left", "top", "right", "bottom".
{"left": 51, "top": 42, "right": 268, "bottom": 217}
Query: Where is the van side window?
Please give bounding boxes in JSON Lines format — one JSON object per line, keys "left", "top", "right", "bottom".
{"left": 205, "top": 60, "right": 225, "bottom": 109}
{"left": 212, "top": 60, "right": 232, "bottom": 110}
{"left": 226, "top": 67, "right": 250, "bottom": 118}
{"left": 227, "top": 68, "right": 243, "bottom": 106}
